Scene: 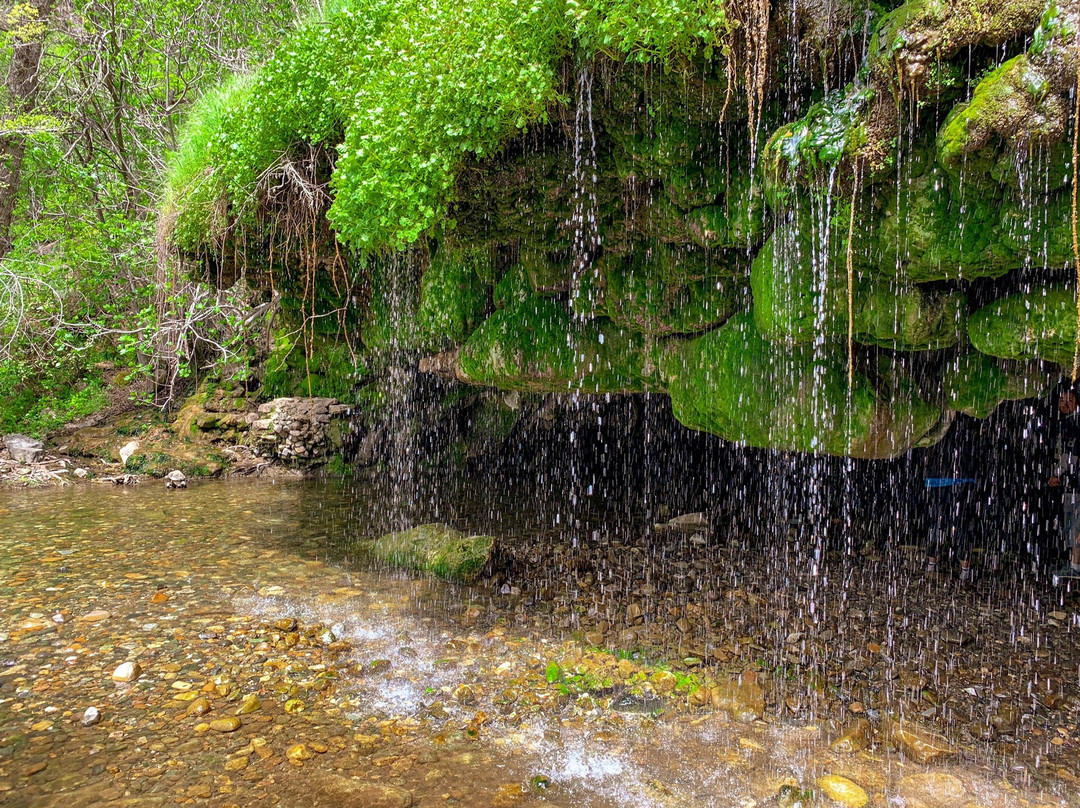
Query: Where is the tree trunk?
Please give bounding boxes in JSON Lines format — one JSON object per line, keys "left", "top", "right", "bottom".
{"left": 0, "top": 0, "right": 55, "bottom": 258}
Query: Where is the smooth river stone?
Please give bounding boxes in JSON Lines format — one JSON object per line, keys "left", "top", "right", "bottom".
{"left": 830, "top": 719, "right": 872, "bottom": 753}
{"left": 887, "top": 719, "right": 959, "bottom": 764}
{"left": 209, "top": 717, "right": 241, "bottom": 732}
{"left": 895, "top": 773, "right": 968, "bottom": 807}
{"left": 112, "top": 662, "right": 142, "bottom": 682}
{"left": 815, "top": 775, "right": 869, "bottom": 808}
{"left": 186, "top": 697, "right": 211, "bottom": 717}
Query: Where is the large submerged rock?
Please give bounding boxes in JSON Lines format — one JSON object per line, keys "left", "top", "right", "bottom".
{"left": 365, "top": 524, "right": 496, "bottom": 582}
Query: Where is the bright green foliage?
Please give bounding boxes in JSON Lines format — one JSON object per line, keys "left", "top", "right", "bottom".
{"left": 261, "top": 330, "right": 363, "bottom": 400}
{"left": 661, "top": 313, "right": 941, "bottom": 458}
{"left": 457, "top": 295, "right": 666, "bottom": 393}
{"left": 967, "top": 286, "right": 1079, "bottom": 367}
{"left": 763, "top": 87, "right": 872, "bottom": 197}
{"left": 566, "top": 0, "right": 729, "bottom": 61}
{"left": 0, "top": 356, "right": 107, "bottom": 438}
{"left": 164, "top": 0, "right": 733, "bottom": 254}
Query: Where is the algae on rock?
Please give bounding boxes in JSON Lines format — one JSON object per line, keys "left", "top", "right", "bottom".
{"left": 456, "top": 296, "right": 667, "bottom": 393}
{"left": 661, "top": 313, "right": 941, "bottom": 459}
{"left": 968, "top": 287, "right": 1078, "bottom": 367}
{"left": 365, "top": 524, "right": 496, "bottom": 581}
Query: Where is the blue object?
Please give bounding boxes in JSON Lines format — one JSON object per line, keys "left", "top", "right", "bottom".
{"left": 925, "top": 477, "right": 977, "bottom": 489}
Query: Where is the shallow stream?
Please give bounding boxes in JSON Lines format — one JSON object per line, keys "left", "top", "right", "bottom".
{"left": 0, "top": 479, "right": 1076, "bottom": 808}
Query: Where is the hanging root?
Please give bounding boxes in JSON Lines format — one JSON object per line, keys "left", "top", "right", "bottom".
{"left": 742, "top": 0, "right": 771, "bottom": 166}
{"left": 1073, "top": 34, "right": 1080, "bottom": 382}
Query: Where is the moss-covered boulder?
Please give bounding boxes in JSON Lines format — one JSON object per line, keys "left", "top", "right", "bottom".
{"left": 968, "top": 286, "right": 1079, "bottom": 367}
{"left": 875, "top": 172, "right": 1012, "bottom": 282}
{"left": 683, "top": 175, "right": 769, "bottom": 249}
{"left": 493, "top": 263, "right": 534, "bottom": 310}
{"left": 415, "top": 245, "right": 493, "bottom": 349}
{"left": 941, "top": 352, "right": 1053, "bottom": 418}
{"left": 661, "top": 313, "right": 942, "bottom": 458}
{"left": 593, "top": 243, "right": 738, "bottom": 335}
{"left": 750, "top": 224, "right": 850, "bottom": 342}
{"left": 751, "top": 222, "right": 965, "bottom": 349}
{"left": 365, "top": 524, "right": 495, "bottom": 581}
{"left": 457, "top": 296, "right": 666, "bottom": 393}
{"left": 853, "top": 283, "right": 966, "bottom": 351}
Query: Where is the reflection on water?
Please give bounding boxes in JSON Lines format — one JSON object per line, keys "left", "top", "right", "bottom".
{"left": 0, "top": 478, "right": 1075, "bottom": 807}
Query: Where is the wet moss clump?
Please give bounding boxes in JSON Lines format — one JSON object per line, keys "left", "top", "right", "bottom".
{"left": 366, "top": 524, "right": 496, "bottom": 581}
{"left": 457, "top": 296, "right": 666, "bottom": 394}
{"left": 968, "top": 287, "right": 1078, "bottom": 367}
{"left": 594, "top": 243, "right": 738, "bottom": 336}
{"left": 941, "top": 353, "right": 1052, "bottom": 419}
{"left": 661, "top": 313, "right": 941, "bottom": 458}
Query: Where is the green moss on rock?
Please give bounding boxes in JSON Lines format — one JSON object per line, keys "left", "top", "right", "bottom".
{"left": 941, "top": 352, "right": 1053, "bottom": 418}
{"left": 876, "top": 172, "right": 1011, "bottom": 282}
{"left": 415, "top": 244, "right": 492, "bottom": 349}
{"left": 493, "top": 263, "right": 534, "bottom": 309}
{"left": 596, "top": 243, "right": 737, "bottom": 335}
{"left": 262, "top": 331, "right": 363, "bottom": 401}
{"left": 661, "top": 313, "right": 941, "bottom": 458}
{"left": 853, "top": 283, "right": 966, "bottom": 351}
{"left": 457, "top": 296, "right": 665, "bottom": 393}
{"left": 366, "top": 523, "right": 496, "bottom": 581}
{"left": 968, "top": 286, "right": 1079, "bottom": 367}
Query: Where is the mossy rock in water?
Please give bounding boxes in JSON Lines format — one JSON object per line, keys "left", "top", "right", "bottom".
{"left": 941, "top": 353, "right": 1053, "bottom": 419}
{"left": 457, "top": 295, "right": 666, "bottom": 393}
{"left": 968, "top": 286, "right": 1079, "bottom": 367}
{"left": 661, "top": 313, "right": 941, "bottom": 458}
{"left": 367, "top": 524, "right": 495, "bottom": 581}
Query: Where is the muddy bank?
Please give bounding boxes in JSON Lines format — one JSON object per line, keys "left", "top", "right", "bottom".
{"left": 0, "top": 389, "right": 350, "bottom": 487}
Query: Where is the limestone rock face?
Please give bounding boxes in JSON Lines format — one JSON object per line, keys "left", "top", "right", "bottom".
{"left": 160, "top": 0, "right": 1080, "bottom": 458}
{"left": 3, "top": 434, "right": 44, "bottom": 464}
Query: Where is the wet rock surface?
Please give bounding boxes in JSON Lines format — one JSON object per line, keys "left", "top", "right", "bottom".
{"left": 249, "top": 397, "right": 349, "bottom": 465}
{"left": 0, "top": 479, "right": 1076, "bottom": 807}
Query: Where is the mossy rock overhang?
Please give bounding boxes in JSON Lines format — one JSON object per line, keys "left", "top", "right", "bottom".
{"left": 159, "top": 0, "right": 1080, "bottom": 458}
